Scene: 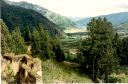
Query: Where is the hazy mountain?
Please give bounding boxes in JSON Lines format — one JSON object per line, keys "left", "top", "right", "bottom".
{"left": 68, "top": 17, "right": 85, "bottom": 22}
{"left": 76, "top": 12, "right": 128, "bottom": 27}
{"left": 6, "top": 1, "right": 78, "bottom": 28}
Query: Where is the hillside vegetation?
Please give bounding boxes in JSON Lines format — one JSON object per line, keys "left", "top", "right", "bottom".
{"left": 7, "top": 1, "right": 78, "bottom": 28}
{"left": 42, "top": 60, "right": 93, "bottom": 83}
{"left": 1, "top": 0, "right": 62, "bottom": 36}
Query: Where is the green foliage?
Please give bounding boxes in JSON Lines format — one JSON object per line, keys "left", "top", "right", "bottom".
{"left": 51, "top": 36, "right": 65, "bottom": 62}
{"left": 42, "top": 60, "right": 93, "bottom": 83}
{"left": 65, "top": 50, "right": 72, "bottom": 62}
{"left": 113, "top": 33, "right": 128, "bottom": 66}
{"left": 78, "top": 17, "right": 119, "bottom": 81}
{"left": 76, "top": 37, "right": 86, "bottom": 64}
{"left": 55, "top": 47, "right": 65, "bottom": 62}
{"left": 1, "top": 19, "right": 27, "bottom": 55}
{"left": 1, "top": 19, "right": 12, "bottom": 54}
{"left": 113, "top": 33, "right": 124, "bottom": 65}
{"left": 65, "top": 55, "right": 72, "bottom": 62}
{"left": 31, "top": 24, "right": 53, "bottom": 59}
{"left": 106, "top": 76, "right": 121, "bottom": 83}
{"left": 9, "top": 1, "right": 78, "bottom": 28}
{"left": 31, "top": 24, "right": 65, "bottom": 61}
{"left": 1, "top": 1, "right": 61, "bottom": 36}
{"left": 22, "top": 25, "right": 31, "bottom": 43}
{"left": 11, "top": 27, "right": 27, "bottom": 54}
{"left": 121, "top": 37, "right": 128, "bottom": 65}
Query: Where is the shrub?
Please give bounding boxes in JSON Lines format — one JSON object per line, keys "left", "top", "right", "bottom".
{"left": 106, "top": 76, "right": 121, "bottom": 83}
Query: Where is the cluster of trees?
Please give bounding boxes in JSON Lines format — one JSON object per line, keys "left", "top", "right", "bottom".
{"left": 31, "top": 24, "right": 65, "bottom": 61}
{"left": 1, "top": 19, "right": 65, "bottom": 62}
{"left": 1, "top": 19, "right": 27, "bottom": 54}
{"left": 77, "top": 17, "right": 128, "bottom": 82}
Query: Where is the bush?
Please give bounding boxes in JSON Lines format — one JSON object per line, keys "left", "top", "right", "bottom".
{"left": 65, "top": 54, "right": 72, "bottom": 62}
{"left": 124, "top": 67, "right": 128, "bottom": 75}
{"left": 106, "top": 76, "right": 121, "bottom": 83}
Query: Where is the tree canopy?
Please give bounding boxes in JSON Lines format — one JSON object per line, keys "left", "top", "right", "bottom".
{"left": 77, "top": 17, "right": 119, "bottom": 81}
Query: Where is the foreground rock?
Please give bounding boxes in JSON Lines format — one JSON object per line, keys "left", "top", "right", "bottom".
{"left": 1, "top": 53, "right": 42, "bottom": 84}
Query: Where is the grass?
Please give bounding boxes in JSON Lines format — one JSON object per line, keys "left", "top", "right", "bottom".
{"left": 120, "top": 75, "right": 128, "bottom": 83}
{"left": 42, "top": 60, "right": 93, "bottom": 83}
{"left": 2, "top": 63, "right": 15, "bottom": 83}
{"left": 109, "top": 71, "right": 128, "bottom": 83}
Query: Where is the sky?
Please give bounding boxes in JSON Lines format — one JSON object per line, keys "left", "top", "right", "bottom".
{"left": 9, "top": 0, "right": 128, "bottom": 17}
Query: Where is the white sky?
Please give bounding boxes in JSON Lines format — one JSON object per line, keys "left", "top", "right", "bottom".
{"left": 9, "top": 0, "right": 128, "bottom": 17}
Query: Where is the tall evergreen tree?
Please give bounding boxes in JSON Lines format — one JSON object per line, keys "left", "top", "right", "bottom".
{"left": 121, "top": 36, "right": 128, "bottom": 65}
{"left": 31, "top": 24, "right": 52, "bottom": 59}
{"left": 1, "top": 19, "right": 12, "bottom": 54}
{"left": 78, "top": 17, "right": 119, "bottom": 81}
{"left": 51, "top": 36, "right": 65, "bottom": 62}
{"left": 22, "top": 25, "right": 31, "bottom": 44}
{"left": 11, "top": 26, "right": 27, "bottom": 54}
{"left": 112, "top": 33, "right": 125, "bottom": 65}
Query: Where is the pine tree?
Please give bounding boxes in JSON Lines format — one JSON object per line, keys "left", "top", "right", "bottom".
{"left": 31, "top": 24, "right": 52, "bottom": 59}
{"left": 51, "top": 36, "right": 65, "bottom": 62}
{"left": 22, "top": 25, "right": 31, "bottom": 44}
{"left": 79, "top": 17, "right": 119, "bottom": 81}
{"left": 1, "top": 19, "right": 12, "bottom": 54}
{"left": 11, "top": 26, "right": 27, "bottom": 54}
{"left": 112, "top": 33, "right": 125, "bottom": 65}
{"left": 121, "top": 36, "right": 128, "bottom": 65}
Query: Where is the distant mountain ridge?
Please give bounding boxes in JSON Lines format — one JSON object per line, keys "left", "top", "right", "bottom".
{"left": 1, "top": 0, "right": 64, "bottom": 36}
{"left": 6, "top": 1, "right": 78, "bottom": 28}
{"left": 75, "top": 12, "right": 128, "bottom": 27}
{"left": 114, "top": 21, "right": 128, "bottom": 31}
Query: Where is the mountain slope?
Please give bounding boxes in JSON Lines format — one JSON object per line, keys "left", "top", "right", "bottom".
{"left": 76, "top": 12, "right": 128, "bottom": 27}
{"left": 7, "top": 1, "right": 78, "bottom": 28}
{"left": 114, "top": 21, "right": 128, "bottom": 31}
{"left": 114, "top": 21, "right": 128, "bottom": 38}
{"left": 1, "top": 0, "right": 63, "bottom": 36}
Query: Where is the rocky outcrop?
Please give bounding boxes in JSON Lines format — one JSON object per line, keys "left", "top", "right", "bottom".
{"left": 1, "top": 53, "right": 42, "bottom": 84}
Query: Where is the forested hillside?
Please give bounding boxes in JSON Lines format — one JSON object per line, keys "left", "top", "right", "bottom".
{"left": 6, "top": 1, "right": 78, "bottom": 28}
{"left": 1, "top": 0, "right": 63, "bottom": 36}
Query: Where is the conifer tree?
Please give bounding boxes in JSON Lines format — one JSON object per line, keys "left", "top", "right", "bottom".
{"left": 51, "top": 36, "right": 65, "bottom": 62}
{"left": 1, "top": 19, "right": 12, "bottom": 54}
{"left": 31, "top": 24, "right": 52, "bottom": 59}
{"left": 22, "top": 25, "right": 31, "bottom": 44}
{"left": 11, "top": 26, "right": 27, "bottom": 54}
{"left": 78, "top": 17, "right": 119, "bottom": 81}
{"left": 121, "top": 36, "right": 128, "bottom": 65}
{"left": 112, "top": 33, "right": 125, "bottom": 65}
